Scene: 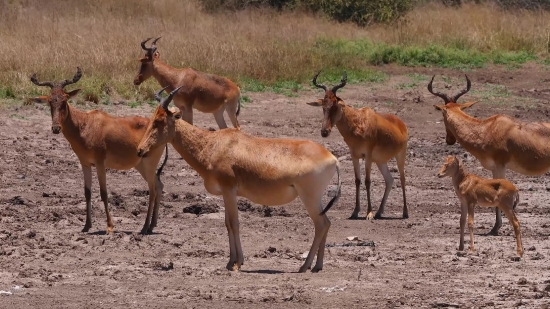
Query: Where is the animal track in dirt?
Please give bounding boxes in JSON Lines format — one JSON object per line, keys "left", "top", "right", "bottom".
{"left": 183, "top": 202, "right": 220, "bottom": 215}
{"left": 237, "top": 199, "right": 291, "bottom": 217}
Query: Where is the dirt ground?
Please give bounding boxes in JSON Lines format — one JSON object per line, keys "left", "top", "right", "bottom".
{"left": 1, "top": 64, "right": 549, "bottom": 308}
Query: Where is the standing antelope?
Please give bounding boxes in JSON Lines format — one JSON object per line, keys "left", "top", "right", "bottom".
{"left": 438, "top": 156, "right": 523, "bottom": 257}
{"left": 429, "top": 75, "right": 550, "bottom": 235}
{"left": 133, "top": 37, "right": 241, "bottom": 130}
{"left": 307, "top": 72, "right": 408, "bottom": 220}
{"left": 31, "top": 67, "right": 167, "bottom": 235}
{"left": 137, "top": 86, "right": 342, "bottom": 273}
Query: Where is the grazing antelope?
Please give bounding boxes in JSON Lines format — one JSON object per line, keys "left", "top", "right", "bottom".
{"left": 31, "top": 67, "right": 167, "bottom": 235}
{"left": 133, "top": 37, "right": 241, "bottom": 130}
{"left": 307, "top": 72, "right": 408, "bottom": 220}
{"left": 438, "top": 156, "right": 523, "bottom": 257}
{"left": 429, "top": 75, "right": 550, "bottom": 235}
{"left": 137, "top": 86, "right": 342, "bottom": 273}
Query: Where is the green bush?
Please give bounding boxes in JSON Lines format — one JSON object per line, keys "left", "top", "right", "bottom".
{"left": 198, "top": 0, "right": 415, "bottom": 25}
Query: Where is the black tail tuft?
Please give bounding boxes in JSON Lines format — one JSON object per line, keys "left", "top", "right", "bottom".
{"left": 156, "top": 144, "right": 169, "bottom": 180}
{"left": 236, "top": 96, "right": 241, "bottom": 116}
{"left": 320, "top": 164, "right": 341, "bottom": 215}
{"left": 513, "top": 191, "right": 519, "bottom": 211}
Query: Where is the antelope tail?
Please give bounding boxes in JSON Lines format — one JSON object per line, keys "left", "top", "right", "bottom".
{"left": 156, "top": 144, "right": 169, "bottom": 180}
{"left": 513, "top": 191, "right": 519, "bottom": 211}
{"left": 320, "top": 163, "right": 342, "bottom": 215}
{"left": 236, "top": 95, "right": 241, "bottom": 116}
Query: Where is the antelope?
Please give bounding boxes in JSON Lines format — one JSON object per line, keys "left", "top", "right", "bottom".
{"left": 437, "top": 156, "right": 523, "bottom": 257}
{"left": 429, "top": 75, "right": 550, "bottom": 235}
{"left": 137, "top": 86, "right": 342, "bottom": 273}
{"left": 31, "top": 67, "right": 168, "bottom": 235}
{"left": 307, "top": 72, "right": 408, "bottom": 220}
{"left": 134, "top": 37, "right": 241, "bottom": 130}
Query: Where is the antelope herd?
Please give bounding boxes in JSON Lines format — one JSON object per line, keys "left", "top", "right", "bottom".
{"left": 23, "top": 37, "right": 542, "bottom": 272}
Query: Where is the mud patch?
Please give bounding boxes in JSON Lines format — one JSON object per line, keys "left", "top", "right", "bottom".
{"left": 237, "top": 200, "right": 291, "bottom": 217}
{"left": 183, "top": 202, "right": 220, "bottom": 215}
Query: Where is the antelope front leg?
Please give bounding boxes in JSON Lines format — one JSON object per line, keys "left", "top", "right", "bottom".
{"left": 350, "top": 157, "right": 361, "bottom": 219}
{"left": 458, "top": 202, "right": 467, "bottom": 251}
{"left": 223, "top": 191, "right": 243, "bottom": 271}
{"left": 374, "top": 163, "right": 394, "bottom": 219}
{"left": 96, "top": 163, "right": 114, "bottom": 234}
{"left": 489, "top": 168, "right": 506, "bottom": 235}
{"left": 135, "top": 163, "right": 156, "bottom": 235}
{"left": 364, "top": 158, "right": 374, "bottom": 220}
{"left": 81, "top": 165, "right": 93, "bottom": 232}
{"left": 468, "top": 203, "right": 475, "bottom": 253}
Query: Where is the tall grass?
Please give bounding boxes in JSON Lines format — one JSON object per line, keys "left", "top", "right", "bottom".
{"left": 0, "top": 1, "right": 549, "bottom": 100}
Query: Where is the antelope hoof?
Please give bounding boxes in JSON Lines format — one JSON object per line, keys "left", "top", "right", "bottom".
{"left": 487, "top": 228, "right": 499, "bottom": 236}
{"left": 373, "top": 212, "right": 383, "bottom": 220}
{"left": 349, "top": 213, "right": 360, "bottom": 220}
{"left": 81, "top": 225, "right": 91, "bottom": 233}
{"left": 226, "top": 261, "right": 240, "bottom": 271}
{"left": 298, "top": 265, "right": 309, "bottom": 273}
{"left": 106, "top": 226, "right": 114, "bottom": 234}
{"left": 311, "top": 266, "right": 323, "bottom": 273}
{"left": 458, "top": 245, "right": 464, "bottom": 251}
{"left": 140, "top": 228, "right": 150, "bottom": 235}
{"left": 403, "top": 212, "right": 409, "bottom": 219}
{"left": 367, "top": 212, "right": 375, "bottom": 220}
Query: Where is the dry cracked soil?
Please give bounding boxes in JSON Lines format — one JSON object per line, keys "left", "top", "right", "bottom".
{"left": 0, "top": 64, "right": 549, "bottom": 308}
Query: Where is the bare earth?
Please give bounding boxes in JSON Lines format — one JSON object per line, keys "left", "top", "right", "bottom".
{"left": 1, "top": 64, "right": 549, "bottom": 308}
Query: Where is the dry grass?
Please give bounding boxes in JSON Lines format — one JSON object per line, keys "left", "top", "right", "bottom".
{"left": 0, "top": 0, "right": 549, "bottom": 101}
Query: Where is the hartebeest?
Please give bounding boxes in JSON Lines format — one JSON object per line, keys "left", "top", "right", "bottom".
{"left": 429, "top": 75, "right": 550, "bottom": 235}
{"left": 137, "top": 86, "right": 342, "bottom": 273}
{"left": 31, "top": 67, "right": 167, "bottom": 234}
{"left": 307, "top": 72, "right": 408, "bottom": 220}
{"left": 438, "top": 156, "right": 523, "bottom": 257}
{"left": 134, "top": 37, "right": 241, "bottom": 130}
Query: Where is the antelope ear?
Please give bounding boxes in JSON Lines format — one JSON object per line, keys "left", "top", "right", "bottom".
{"left": 434, "top": 104, "right": 446, "bottom": 110}
{"left": 153, "top": 51, "right": 160, "bottom": 59}
{"left": 307, "top": 99, "right": 323, "bottom": 107}
{"left": 66, "top": 89, "right": 81, "bottom": 98}
{"left": 459, "top": 101, "right": 477, "bottom": 110}
{"left": 31, "top": 95, "right": 49, "bottom": 104}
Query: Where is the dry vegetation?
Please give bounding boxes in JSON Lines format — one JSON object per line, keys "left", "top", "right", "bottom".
{"left": 0, "top": 0, "right": 549, "bottom": 101}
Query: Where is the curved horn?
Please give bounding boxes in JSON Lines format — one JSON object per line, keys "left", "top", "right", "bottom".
{"left": 152, "top": 37, "right": 161, "bottom": 47}
{"left": 141, "top": 37, "right": 153, "bottom": 51}
{"left": 161, "top": 85, "right": 183, "bottom": 110}
{"left": 451, "top": 74, "right": 471, "bottom": 103}
{"left": 60, "top": 67, "right": 82, "bottom": 88}
{"left": 30, "top": 73, "right": 54, "bottom": 88}
{"left": 312, "top": 71, "right": 327, "bottom": 91}
{"left": 331, "top": 71, "right": 347, "bottom": 94}
{"left": 154, "top": 85, "right": 170, "bottom": 102}
{"left": 427, "top": 75, "right": 451, "bottom": 104}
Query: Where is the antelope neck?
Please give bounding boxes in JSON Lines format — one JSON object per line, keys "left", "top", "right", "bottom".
{"left": 444, "top": 108, "right": 486, "bottom": 145}
{"left": 152, "top": 60, "right": 181, "bottom": 88}
{"left": 450, "top": 163, "right": 468, "bottom": 191}
{"left": 335, "top": 104, "right": 365, "bottom": 136}
{"left": 60, "top": 104, "right": 86, "bottom": 143}
{"left": 170, "top": 119, "right": 211, "bottom": 176}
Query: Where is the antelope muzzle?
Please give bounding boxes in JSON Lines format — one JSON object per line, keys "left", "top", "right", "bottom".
{"left": 52, "top": 125, "right": 61, "bottom": 134}
{"left": 321, "top": 128, "right": 331, "bottom": 138}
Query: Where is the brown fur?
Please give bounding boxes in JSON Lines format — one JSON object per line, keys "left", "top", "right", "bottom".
{"left": 134, "top": 39, "right": 241, "bottom": 130}
{"left": 438, "top": 156, "right": 523, "bottom": 257}
{"left": 308, "top": 74, "right": 408, "bottom": 220}
{"left": 31, "top": 69, "right": 167, "bottom": 234}
{"left": 137, "top": 104, "right": 341, "bottom": 273}
{"left": 430, "top": 75, "right": 550, "bottom": 235}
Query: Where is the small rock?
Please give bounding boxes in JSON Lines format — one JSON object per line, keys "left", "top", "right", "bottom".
{"left": 346, "top": 236, "right": 359, "bottom": 241}
{"left": 16, "top": 174, "right": 25, "bottom": 179}
{"left": 528, "top": 246, "right": 536, "bottom": 251}
{"left": 545, "top": 285, "right": 550, "bottom": 292}
{"left": 518, "top": 277, "right": 528, "bottom": 285}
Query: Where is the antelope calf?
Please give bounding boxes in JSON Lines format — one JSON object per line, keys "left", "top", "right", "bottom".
{"left": 429, "top": 75, "right": 550, "bottom": 235}
{"left": 31, "top": 67, "right": 167, "bottom": 234}
{"left": 438, "top": 156, "right": 523, "bottom": 257}
{"left": 137, "top": 87, "right": 342, "bottom": 273}
{"left": 307, "top": 72, "right": 408, "bottom": 220}
{"left": 134, "top": 37, "right": 241, "bottom": 130}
